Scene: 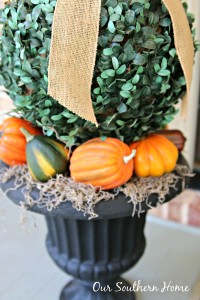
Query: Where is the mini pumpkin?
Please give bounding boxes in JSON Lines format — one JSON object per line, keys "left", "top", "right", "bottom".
{"left": 70, "top": 137, "right": 136, "bottom": 190}
{"left": 0, "top": 117, "right": 42, "bottom": 166}
{"left": 21, "top": 128, "right": 69, "bottom": 182}
{"left": 129, "top": 134, "right": 179, "bottom": 177}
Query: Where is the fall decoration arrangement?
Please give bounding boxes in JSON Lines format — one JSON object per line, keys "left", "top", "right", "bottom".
{"left": 0, "top": 0, "right": 198, "bottom": 211}
{"left": 0, "top": 1, "right": 198, "bottom": 299}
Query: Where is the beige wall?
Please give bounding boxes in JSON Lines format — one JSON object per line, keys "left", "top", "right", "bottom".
{"left": 169, "top": 0, "right": 200, "bottom": 168}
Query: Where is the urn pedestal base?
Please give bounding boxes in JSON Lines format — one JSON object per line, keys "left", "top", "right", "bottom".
{"left": 45, "top": 214, "right": 146, "bottom": 300}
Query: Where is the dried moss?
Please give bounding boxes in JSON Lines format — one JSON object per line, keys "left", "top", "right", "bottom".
{"left": 0, "top": 164, "right": 192, "bottom": 219}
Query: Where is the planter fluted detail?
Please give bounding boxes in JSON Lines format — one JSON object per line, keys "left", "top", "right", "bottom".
{"left": 0, "top": 156, "right": 188, "bottom": 300}
{"left": 46, "top": 214, "right": 146, "bottom": 299}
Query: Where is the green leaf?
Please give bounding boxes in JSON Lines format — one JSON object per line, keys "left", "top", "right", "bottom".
{"left": 103, "top": 48, "right": 113, "bottom": 56}
{"left": 116, "top": 20, "right": 125, "bottom": 30}
{"left": 69, "top": 128, "right": 79, "bottom": 136}
{"left": 105, "top": 0, "right": 117, "bottom": 9}
{"left": 128, "top": 99, "right": 140, "bottom": 109}
{"left": 51, "top": 1, "right": 57, "bottom": 7}
{"left": 106, "top": 69, "right": 115, "bottom": 77}
{"left": 142, "top": 26, "right": 153, "bottom": 36}
{"left": 98, "top": 35, "right": 108, "bottom": 47}
{"left": 161, "top": 57, "right": 167, "bottom": 70}
{"left": 120, "top": 91, "right": 130, "bottom": 98}
{"left": 66, "top": 136, "right": 76, "bottom": 147}
{"left": 40, "top": 108, "right": 50, "bottom": 116}
{"left": 38, "top": 48, "right": 46, "bottom": 55}
{"left": 21, "top": 77, "right": 32, "bottom": 83}
{"left": 135, "top": 22, "right": 141, "bottom": 32}
{"left": 59, "top": 135, "right": 69, "bottom": 141}
{"left": 108, "top": 7, "right": 114, "bottom": 16}
{"left": 93, "top": 87, "right": 101, "bottom": 95}
{"left": 100, "top": 136, "right": 107, "bottom": 141}
{"left": 114, "top": 4, "right": 122, "bottom": 15}
{"left": 42, "top": 4, "right": 53, "bottom": 14}
{"left": 112, "top": 34, "right": 124, "bottom": 42}
{"left": 132, "top": 74, "right": 140, "bottom": 84}
{"left": 142, "top": 40, "right": 156, "bottom": 50}
{"left": 22, "top": 60, "right": 32, "bottom": 74}
{"left": 117, "top": 102, "right": 127, "bottom": 112}
{"left": 160, "top": 17, "right": 171, "bottom": 27}
{"left": 97, "top": 77, "right": 104, "bottom": 88}
{"left": 125, "top": 10, "right": 135, "bottom": 25}
{"left": 44, "top": 74, "right": 48, "bottom": 83}
{"left": 31, "top": 0, "right": 40, "bottom": 4}
{"left": 116, "top": 120, "right": 125, "bottom": 126}
{"left": 133, "top": 54, "right": 147, "bottom": 66}
{"left": 46, "top": 13, "right": 54, "bottom": 23}
{"left": 11, "top": 10, "right": 18, "bottom": 25}
{"left": 67, "top": 116, "right": 78, "bottom": 123}
{"left": 8, "top": 20, "right": 17, "bottom": 30}
{"left": 161, "top": 83, "right": 171, "bottom": 93}
{"left": 101, "top": 15, "right": 108, "bottom": 27}
{"left": 156, "top": 76, "right": 162, "bottom": 84}
{"left": 51, "top": 114, "right": 63, "bottom": 121}
{"left": 169, "top": 49, "right": 176, "bottom": 58}
{"left": 108, "top": 20, "right": 115, "bottom": 33}
{"left": 31, "top": 38, "right": 41, "bottom": 47}
{"left": 112, "top": 57, "right": 119, "bottom": 70}
{"left": 110, "top": 14, "right": 120, "bottom": 22}
{"left": 121, "top": 82, "right": 133, "bottom": 91}
{"left": 44, "top": 38, "right": 51, "bottom": 51}
{"left": 154, "top": 64, "right": 160, "bottom": 72}
{"left": 158, "top": 69, "right": 170, "bottom": 76}
{"left": 137, "top": 66, "right": 144, "bottom": 74}
{"left": 116, "top": 64, "right": 126, "bottom": 75}
{"left": 62, "top": 111, "right": 74, "bottom": 118}
{"left": 45, "top": 99, "right": 52, "bottom": 107}
{"left": 13, "top": 69, "right": 26, "bottom": 76}
{"left": 32, "top": 5, "right": 42, "bottom": 22}
{"left": 101, "top": 71, "right": 109, "bottom": 79}
{"left": 45, "top": 129, "right": 54, "bottom": 136}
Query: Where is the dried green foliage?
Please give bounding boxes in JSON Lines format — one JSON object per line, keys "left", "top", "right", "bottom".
{"left": 0, "top": 0, "right": 198, "bottom": 146}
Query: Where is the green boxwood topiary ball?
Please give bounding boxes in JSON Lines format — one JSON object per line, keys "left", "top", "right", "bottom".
{"left": 0, "top": 0, "right": 198, "bottom": 146}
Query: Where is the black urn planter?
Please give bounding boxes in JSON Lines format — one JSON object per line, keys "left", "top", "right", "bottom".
{"left": 0, "top": 157, "right": 188, "bottom": 300}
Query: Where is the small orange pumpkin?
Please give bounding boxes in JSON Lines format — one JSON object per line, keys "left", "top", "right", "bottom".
{"left": 70, "top": 137, "right": 136, "bottom": 190}
{"left": 0, "top": 117, "right": 42, "bottom": 166}
{"left": 129, "top": 134, "right": 178, "bottom": 177}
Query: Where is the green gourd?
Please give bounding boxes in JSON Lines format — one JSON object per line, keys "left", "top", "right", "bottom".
{"left": 21, "top": 128, "right": 69, "bottom": 182}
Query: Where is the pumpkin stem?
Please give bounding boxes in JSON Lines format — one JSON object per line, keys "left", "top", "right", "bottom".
{"left": 123, "top": 149, "right": 136, "bottom": 164}
{"left": 20, "top": 127, "right": 34, "bottom": 142}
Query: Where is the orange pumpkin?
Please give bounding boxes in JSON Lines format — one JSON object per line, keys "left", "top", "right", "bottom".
{"left": 0, "top": 117, "right": 42, "bottom": 166}
{"left": 129, "top": 134, "right": 179, "bottom": 177}
{"left": 70, "top": 137, "right": 136, "bottom": 190}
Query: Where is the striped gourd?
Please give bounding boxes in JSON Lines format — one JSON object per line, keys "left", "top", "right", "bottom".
{"left": 21, "top": 128, "right": 69, "bottom": 182}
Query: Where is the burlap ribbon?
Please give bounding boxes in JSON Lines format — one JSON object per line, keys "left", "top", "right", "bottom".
{"left": 48, "top": 0, "right": 194, "bottom": 125}
{"left": 162, "top": 0, "right": 194, "bottom": 117}
{"left": 48, "top": 0, "right": 101, "bottom": 126}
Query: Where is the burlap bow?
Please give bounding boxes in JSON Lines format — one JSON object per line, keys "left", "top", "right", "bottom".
{"left": 48, "top": 0, "right": 194, "bottom": 125}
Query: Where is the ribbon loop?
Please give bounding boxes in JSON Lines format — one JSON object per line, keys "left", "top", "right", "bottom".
{"left": 162, "top": 0, "right": 194, "bottom": 117}
{"left": 48, "top": 0, "right": 194, "bottom": 124}
{"left": 48, "top": 0, "right": 101, "bottom": 125}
